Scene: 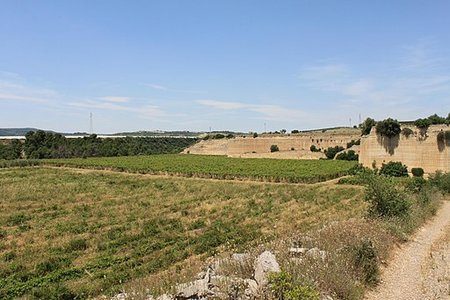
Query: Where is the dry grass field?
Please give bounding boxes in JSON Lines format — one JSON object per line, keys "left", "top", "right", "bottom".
{"left": 0, "top": 167, "right": 365, "bottom": 299}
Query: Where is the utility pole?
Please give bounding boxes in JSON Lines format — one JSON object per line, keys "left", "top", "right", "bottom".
{"left": 264, "top": 122, "right": 267, "bottom": 133}
{"left": 89, "top": 112, "right": 93, "bottom": 135}
{"left": 349, "top": 117, "right": 352, "bottom": 127}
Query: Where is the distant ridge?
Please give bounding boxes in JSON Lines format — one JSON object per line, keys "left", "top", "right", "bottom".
{"left": 0, "top": 128, "right": 49, "bottom": 136}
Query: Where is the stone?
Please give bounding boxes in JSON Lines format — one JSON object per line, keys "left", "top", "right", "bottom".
{"left": 306, "top": 247, "right": 327, "bottom": 261}
{"left": 155, "top": 294, "right": 172, "bottom": 300}
{"left": 244, "top": 279, "right": 258, "bottom": 296}
{"left": 175, "top": 278, "right": 209, "bottom": 298}
{"left": 289, "top": 247, "right": 308, "bottom": 255}
{"left": 254, "top": 251, "right": 281, "bottom": 286}
{"left": 232, "top": 253, "right": 251, "bottom": 264}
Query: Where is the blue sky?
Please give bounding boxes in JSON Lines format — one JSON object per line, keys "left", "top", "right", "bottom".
{"left": 0, "top": 1, "right": 449, "bottom": 133}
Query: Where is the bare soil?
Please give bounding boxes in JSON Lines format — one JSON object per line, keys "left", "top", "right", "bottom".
{"left": 365, "top": 200, "right": 450, "bottom": 300}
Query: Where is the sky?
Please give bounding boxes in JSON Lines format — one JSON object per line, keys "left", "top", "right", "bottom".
{"left": 0, "top": 1, "right": 449, "bottom": 133}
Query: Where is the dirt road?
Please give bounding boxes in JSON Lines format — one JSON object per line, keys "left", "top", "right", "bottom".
{"left": 365, "top": 200, "right": 450, "bottom": 300}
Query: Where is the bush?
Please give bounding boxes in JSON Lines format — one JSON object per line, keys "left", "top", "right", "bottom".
{"left": 252, "top": 132, "right": 258, "bottom": 138}
{"left": 379, "top": 161, "right": 408, "bottom": 177}
{"left": 269, "top": 271, "right": 320, "bottom": 300}
{"left": 291, "top": 130, "right": 299, "bottom": 134}
{"left": 365, "top": 175, "right": 410, "bottom": 217}
{"left": 335, "top": 150, "right": 359, "bottom": 161}
{"left": 324, "top": 146, "right": 345, "bottom": 159}
{"left": 401, "top": 128, "right": 414, "bottom": 138}
{"left": 375, "top": 118, "right": 401, "bottom": 138}
{"left": 346, "top": 139, "right": 360, "bottom": 149}
{"left": 428, "top": 172, "right": 450, "bottom": 194}
{"left": 411, "top": 167, "right": 424, "bottom": 177}
{"left": 406, "top": 177, "right": 427, "bottom": 194}
{"left": 270, "top": 145, "right": 279, "bottom": 152}
{"left": 353, "top": 239, "right": 379, "bottom": 285}
{"left": 360, "top": 118, "right": 376, "bottom": 136}
{"left": 310, "top": 145, "right": 320, "bottom": 152}
{"left": 414, "top": 118, "right": 432, "bottom": 129}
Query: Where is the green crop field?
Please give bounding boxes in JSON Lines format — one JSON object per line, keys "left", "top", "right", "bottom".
{"left": 44, "top": 154, "right": 357, "bottom": 183}
{"left": 0, "top": 167, "right": 365, "bottom": 299}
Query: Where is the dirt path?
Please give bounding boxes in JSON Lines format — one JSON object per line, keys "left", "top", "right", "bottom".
{"left": 365, "top": 200, "right": 450, "bottom": 300}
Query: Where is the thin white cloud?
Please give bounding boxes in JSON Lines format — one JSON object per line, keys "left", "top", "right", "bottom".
{"left": 144, "top": 83, "right": 167, "bottom": 90}
{"left": 196, "top": 99, "right": 248, "bottom": 110}
{"left": 98, "top": 96, "right": 130, "bottom": 103}
{"left": 0, "top": 79, "right": 58, "bottom": 104}
{"left": 69, "top": 100, "right": 166, "bottom": 118}
{"left": 143, "top": 83, "right": 206, "bottom": 94}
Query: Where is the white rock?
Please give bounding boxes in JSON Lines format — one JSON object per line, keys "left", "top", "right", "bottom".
{"left": 289, "top": 247, "right": 308, "bottom": 255}
{"left": 155, "top": 294, "right": 172, "bottom": 300}
{"left": 175, "top": 278, "right": 209, "bottom": 298}
{"left": 254, "top": 251, "right": 280, "bottom": 286}
{"left": 244, "top": 279, "right": 259, "bottom": 296}
{"left": 306, "top": 247, "right": 327, "bottom": 261}
{"left": 232, "top": 253, "right": 250, "bottom": 263}
{"left": 112, "top": 293, "right": 127, "bottom": 300}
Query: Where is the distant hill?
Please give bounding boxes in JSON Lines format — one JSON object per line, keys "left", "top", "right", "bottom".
{"left": 0, "top": 128, "right": 48, "bottom": 136}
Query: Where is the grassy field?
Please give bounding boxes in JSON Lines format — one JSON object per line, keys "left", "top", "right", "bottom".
{"left": 43, "top": 154, "right": 357, "bottom": 183}
{"left": 0, "top": 167, "right": 365, "bottom": 299}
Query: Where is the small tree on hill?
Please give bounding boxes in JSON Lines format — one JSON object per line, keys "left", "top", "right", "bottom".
{"left": 375, "top": 118, "right": 401, "bottom": 138}
{"left": 360, "top": 118, "right": 376, "bottom": 136}
{"left": 270, "top": 145, "right": 279, "bottom": 152}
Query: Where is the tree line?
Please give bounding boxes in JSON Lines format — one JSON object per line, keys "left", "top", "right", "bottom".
{"left": 0, "top": 131, "right": 197, "bottom": 160}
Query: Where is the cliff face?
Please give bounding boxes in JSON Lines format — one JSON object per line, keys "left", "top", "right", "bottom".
{"left": 184, "top": 132, "right": 360, "bottom": 159}
{"left": 359, "top": 125, "right": 450, "bottom": 173}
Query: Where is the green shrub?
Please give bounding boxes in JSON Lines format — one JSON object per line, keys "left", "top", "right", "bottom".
{"left": 324, "top": 146, "right": 345, "bottom": 159}
{"left": 269, "top": 271, "right": 320, "bottom": 300}
{"left": 335, "top": 150, "right": 359, "bottom": 161}
{"left": 310, "top": 145, "right": 320, "bottom": 152}
{"left": 406, "top": 177, "right": 427, "bottom": 193}
{"left": 365, "top": 175, "right": 410, "bottom": 217}
{"left": 270, "top": 145, "right": 279, "bottom": 152}
{"left": 428, "top": 172, "right": 450, "bottom": 194}
{"left": 411, "top": 167, "right": 424, "bottom": 177}
{"left": 346, "top": 139, "right": 361, "bottom": 148}
{"left": 253, "top": 132, "right": 258, "bottom": 138}
{"left": 353, "top": 239, "right": 379, "bottom": 285}
{"left": 414, "top": 118, "right": 432, "bottom": 129}
{"left": 375, "top": 118, "right": 401, "bottom": 138}
{"left": 379, "top": 161, "right": 408, "bottom": 177}
{"left": 401, "top": 128, "right": 414, "bottom": 138}
{"left": 360, "top": 118, "right": 376, "bottom": 136}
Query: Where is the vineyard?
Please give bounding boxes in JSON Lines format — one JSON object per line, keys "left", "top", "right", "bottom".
{"left": 0, "top": 167, "right": 365, "bottom": 298}
{"left": 44, "top": 154, "right": 358, "bottom": 183}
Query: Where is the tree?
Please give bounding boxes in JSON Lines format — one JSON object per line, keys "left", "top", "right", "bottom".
{"left": 324, "top": 146, "right": 345, "bottom": 159}
{"left": 291, "top": 130, "right": 299, "bottom": 134}
{"left": 270, "top": 145, "right": 279, "bottom": 152}
{"left": 360, "top": 118, "right": 376, "bottom": 136}
{"left": 375, "top": 118, "right": 401, "bottom": 138}
{"left": 414, "top": 118, "right": 432, "bottom": 129}
{"left": 253, "top": 132, "right": 258, "bottom": 138}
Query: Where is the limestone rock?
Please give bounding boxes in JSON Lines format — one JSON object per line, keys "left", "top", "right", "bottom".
{"left": 254, "top": 251, "right": 280, "bottom": 286}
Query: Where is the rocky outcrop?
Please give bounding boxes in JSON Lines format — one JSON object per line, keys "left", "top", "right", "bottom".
{"left": 184, "top": 130, "right": 360, "bottom": 160}
{"left": 253, "top": 251, "right": 281, "bottom": 286}
{"left": 359, "top": 125, "right": 449, "bottom": 173}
